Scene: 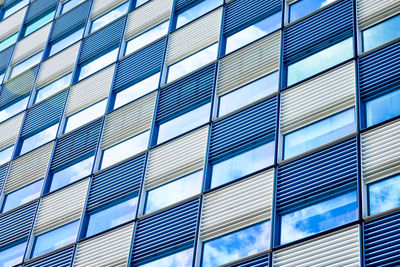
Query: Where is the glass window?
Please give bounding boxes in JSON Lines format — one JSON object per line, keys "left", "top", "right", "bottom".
{"left": 48, "top": 27, "right": 84, "bottom": 57}
{"left": 362, "top": 14, "right": 400, "bottom": 52}
{"left": 78, "top": 48, "right": 119, "bottom": 80}
{"left": 114, "top": 73, "right": 160, "bottom": 109}
{"left": 86, "top": 197, "right": 138, "bottom": 237}
{"left": 139, "top": 248, "right": 193, "bottom": 267}
{"left": 176, "top": 0, "right": 223, "bottom": 29}
{"left": 35, "top": 73, "right": 72, "bottom": 103}
{"left": 284, "top": 108, "right": 355, "bottom": 159}
{"left": 289, "top": 0, "right": 337, "bottom": 22}
{"left": 211, "top": 141, "right": 275, "bottom": 189}
{"left": 145, "top": 170, "right": 203, "bottom": 214}
{"left": 125, "top": 20, "right": 169, "bottom": 56}
{"left": 0, "top": 241, "right": 26, "bottom": 267}
{"left": 20, "top": 123, "right": 58, "bottom": 155}
{"left": 225, "top": 12, "right": 281, "bottom": 54}
{"left": 287, "top": 37, "right": 353, "bottom": 86}
{"left": 135, "top": 0, "right": 150, "bottom": 8}
{"left": 366, "top": 89, "right": 400, "bottom": 128}
{"left": 0, "top": 71, "right": 5, "bottom": 84}
{"left": 64, "top": 99, "right": 107, "bottom": 133}
{"left": 0, "top": 96, "right": 29, "bottom": 123}
{"left": 101, "top": 131, "right": 149, "bottom": 169}
{"left": 3, "top": 0, "right": 29, "bottom": 19}
{"left": 369, "top": 175, "right": 400, "bottom": 215}
{"left": 61, "top": 0, "right": 85, "bottom": 14}
{"left": 0, "top": 32, "right": 18, "bottom": 52}
{"left": 24, "top": 10, "right": 56, "bottom": 37}
{"left": 280, "top": 191, "right": 357, "bottom": 244}
{"left": 9, "top": 51, "right": 43, "bottom": 79}
{"left": 167, "top": 43, "right": 218, "bottom": 83}
{"left": 89, "top": 2, "right": 129, "bottom": 33}
{"left": 157, "top": 103, "right": 210, "bottom": 144}
{"left": 31, "top": 220, "right": 79, "bottom": 258}
{"left": 202, "top": 221, "right": 270, "bottom": 266}
{"left": 0, "top": 145, "right": 14, "bottom": 166}
{"left": 218, "top": 72, "right": 279, "bottom": 117}
{"left": 49, "top": 156, "right": 94, "bottom": 192}
{"left": 2, "top": 179, "right": 43, "bottom": 213}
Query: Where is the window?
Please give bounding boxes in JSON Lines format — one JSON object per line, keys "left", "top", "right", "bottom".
{"left": 362, "top": 14, "right": 400, "bottom": 52}
{"left": 225, "top": 12, "right": 281, "bottom": 54}
{"left": 31, "top": 220, "right": 79, "bottom": 258}
{"left": 135, "top": 0, "right": 150, "bottom": 8}
{"left": 366, "top": 89, "right": 400, "bottom": 127}
{"left": 20, "top": 123, "right": 58, "bottom": 155}
{"left": 49, "top": 156, "right": 94, "bottom": 192}
{"left": 167, "top": 43, "right": 218, "bottom": 83}
{"left": 35, "top": 73, "right": 72, "bottom": 104}
{"left": 2, "top": 179, "right": 43, "bottom": 213}
{"left": 60, "top": 0, "right": 85, "bottom": 14}
{"left": 139, "top": 248, "right": 193, "bottom": 267}
{"left": 0, "top": 32, "right": 18, "bottom": 52}
{"left": 289, "top": 0, "right": 337, "bottom": 22}
{"left": 125, "top": 20, "right": 169, "bottom": 56}
{"left": 0, "top": 71, "right": 5, "bottom": 84}
{"left": 280, "top": 190, "right": 357, "bottom": 244}
{"left": 78, "top": 48, "right": 119, "bottom": 80}
{"left": 24, "top": 10, "right": 56, "bottom": 37}
{"left": 48, "top": 27, "right": 84, "bottom": 57}
{"left": 0, "top": 241, "right": 26, "bottom": 267}
{"left": 218, "top": 72, "right": 279, "bottom": 117}
{"left": 114, "top": 73, "right": 160, "bottom": 109}
{"left": 145, "top": 170, "right": 203, "bottom": 214}
{"left": 89, "top": 2, "right": 129, "bottom": 33}
{"left": 211, "top": 141, "right": 275, "bottom": 189}
{"left": 175, "top": 0, "right": 223, "bottom": 29}
{"left": 157, "top": 103, "right": 210, "bottom": 144}
{"left": 9, "top": 51, "right": 43, "bottom": 80}
{"left": 101, "top": 131, "right": 149, "bottom": 169}
{"left": 0, "top": 96, "right": 29, "bottom": 123}
{"left": 2, "top": 0, "right": 29, "bottom": 19}
{"left": 284, "top": 108, "right": 355, "bottom": 159}
{"left": 287, "top": 37, "right": 353, "bottom": 86}
{"left": 64, "top": 99, "right": 107, "bottom": 133}
{"left": 202, "top": 221, "right": 270, "bottom": 266}
{"left": 369, "top": 175, "right": 400, "bottom": 215}
{"left": 0, "top": 145, "right": 14, "bottom": 166}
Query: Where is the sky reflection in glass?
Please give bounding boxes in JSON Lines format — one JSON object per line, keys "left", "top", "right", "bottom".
{"left": 65, "top": 99, "right": 107, "bottom": 133}
{"left": 35, "top": 73, "right": 72, "bottom": 104}
{"left": 2, "top": 179, "right": 43, "bottom": 213}
{"left": 369, "top": 175, "right": 400, "bottom": 215}
{"left": 61, "top": 0, "right": 85, "bottom": 14}
{"left": 0, "top": 32, "right": 18, "bottom": 52}
{"left": 78, "top": 48, "right": 118, "bottom": 80}
{"left": 48, "top": 27, "right": 84, "bottom": 57}
{"left": 366, "top": 89, "right": 400, "bottom": 127}
{"left": 176, "top": 0, "right": 222, "bottom": 29}
{"left": 0, "top": 96, "right": 28, "bottom": 123}
{"left": 0, "top": 242, "right": 26, "bottom": 267}
{"left": 363, "top": 14, "right": 400, "bottom": 52}
{"left": 24, "top": 10, "right": 55, "bottom": 37}
{"left": 289, "top": 0, "right": 337, "bottom": 22}
{"left": 9, "top": 51, "right": 43, "bottom": 79}
{"left": 90, "top": 2, "right": 129, "bottom": 33}
{"left": 3, "top": 0, "right": 29, "bottom": 19}
{"left": 20, "top": 123, "right": 58, "bottom": 155}
{"left": 0, "top": 146, "right": 14, "bottom": 166}
{"left": 140, "top": 248, "right": 193, "bottom": 267}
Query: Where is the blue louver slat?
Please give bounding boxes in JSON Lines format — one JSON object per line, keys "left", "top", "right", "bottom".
{"left": 86, "top": 153, "right": 146, "bottom": 211}
{"left": 78, "top": 16, "right": 125, "bottom": 64}
{"left": 364, "top": 211, "right": 400, "bottom": 266}
{"left": 113, "top": 37, "right": 166, "bottom": 92}
{"left": 231, "top": 253, "right": 270, "bottom": 267}
{"left": 0, "top": 201, "right": 37, "bottom": 247}
{"left": 0, "top": 164, "right": 9, "bottom": 193}
{"left": 283, "top": 0, "right": 353, "bottom": 63}
{"left": 3, "top": 0, "right": 20, "bottom": 8}
{"left": 174, "top": 0, "right": 199, "bottom": 12}
{"left": 0, "top": 45, "right": 14, "bottom": 72}
{"left": 21, "top": 89, "right": 68, "bottom": 138}
{"left": 209, "top": 96, "right": 277, "bottom": 161}
{"left": 276, "top": 137, "right": 358, "bottom": 212}
{"left": 156, "top": 62, "right": 215, "bottom": 122}
{"left": 224, "top": 0, "right": 281, "bottom": 35}
{"left": 24, "top": 0, "right": 58, "bottom": 24}
{"left": 132, "top": 198, "right": 200, "bottom": 264}
{"left": 359, "top": 40, "right": 400, "bottom": 101}
{"left": 51, "top": 118, "right": 102, "bottom": 170}
{"left": 24, "top": 245, "right": 75, "bottom": 267}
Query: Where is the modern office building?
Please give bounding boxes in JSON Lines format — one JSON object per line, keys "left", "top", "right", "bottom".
{"left": 0, "top": 0, "right": 399, "bottom": 266}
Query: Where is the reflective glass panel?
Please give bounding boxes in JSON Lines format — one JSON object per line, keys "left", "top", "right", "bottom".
{"left": 20, "top": 123, "right": 58, "bottom": 155}
{"left": 363, "top": 14, "right": 400, "bottom": 52}
{"left": 0, "top": 96, "right": 29, "bottom": 123}
{"left": 369, "top": 175, "right": 400, "bottom": 215}
{"left": 78, "top": 48, "right": 118, "bottom": 80}
{"left": 366, "top": 89, "right": 400, "bottom": 127}
{"left": 3, "top": 0, "right": 29, "bottom": 19}
{"left": 140, "top": 248, "right": 193, "bottom": 267}
{"left": 0, "top": 72, "right": 5, "bottom": 84}
{"left": 9, "top": 51, "right": 43, "bottom": 79}
{"left": 135, "top": 0, "right": 150, "bottom": 7}
{"left": 65, "top": 99, "right": 107, "bottom": 133}
{"left": 61, "top": 0, "right": 85, "bottom": 14}
{"left": 176, "top": 0, "right": 222, "bottom": 29}
{"left": 2, "top": 179, "right": 43, "bottom": 213}
{"left": 90, "top": 2, "right": 129, "bottom": 33}
{"left": 35, "top": 73, "right": 72, "bottom": 103}
{"left": 24, "top": 10, "right": 56, "bottom": 36}
{"left": 289, "top": 0, "right": 337, "bottom": 22}
{"left": 0, "top": 32, "right": 18, "bottom": 52}
{"left": 0, "top": 242, "right": 26, "bottom": 267}
{"left": 48, "top": 27, "right": 84, "bottom": 57}
{"left": 0, "top": 145, "right": 14, "bottom": 166}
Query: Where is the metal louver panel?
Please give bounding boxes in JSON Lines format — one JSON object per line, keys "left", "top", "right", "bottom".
{"left": 65, "top": 64, "right": 115, "bottom": 116}
{"left": 201, "top": 169, "right": 274, "bottom": 241}
{"left": 0, "top": 112, "right": 24, "bottom": 150}
{"left": 280, "top": 61, "right": 356, "bottom": 134}
{"left": 24, "top": 0, "right": 57, "bottom": 24}
{"left": 34, "top": 178, "right": 89, "bottom": 235}
{"left": 361, "top": 118, "right": 400, "bottom": 184}
{"left": 24, "top": 245, "right": 75, "bottom": 267}
{"left": 90, "top": 0, "right": 127, "bottom": 19}
{"left": 145, "top": 126, "right": 208, "bottom": 189}
{"left": 0, "top": 164, "right": 8, "bottom": 193}
{"left": 132, "top": 198, "right": 200, "bottom": 264}
{"left": 232, "top": 253, "right": 270, "bottom": 267}
{"left": 357, "top": 0, "right": 400, "bottom": 28}
{"left": 87, "top": 153, "right": 145, "bottom": 211}
{"left": 174, "top": 0, "right": 198, "bottom": 12}
{"left": 273, "top": 226, "right": 360, "bottom": 266}
{"left": 0, "top": 7, "right": 27, "bottom": 41}
{"left": 0, "top": 46, "right": 14, "bottom": 73}
{"left": 74, "top": 223, "right": 134, "bottom": 267}
{"left": 165, "top": 7, "right": 222, "bottom": 65}
{"left": 217, "top": 31, "right": 281, "bottom": 96}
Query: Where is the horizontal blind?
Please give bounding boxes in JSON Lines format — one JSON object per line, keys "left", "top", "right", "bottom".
{"left": 0, "top": 164, "right": 8, "bottom": 193}
{"left": 90, "top": 0, "right": 127, "bottom": 19}
{"left": 233, "top": 253, "right": 270, "bottom": 267}
{"left": 0, "top": 7, "right": 27, "bottom": 41}
{"left": 0, "top": 112, "right": 24, "bottom": 150}
{"left": 0, "top": 46, "right": 14, "bottom": 73}
{"left": 24, "top": 0, "right": 58, "bottom": 24}
{"left": 174, "top": 0, "right": 197, "bottom": 11}
{"left": 357, "top": 0, "right": 400, "bottom": 28}
{"left": 25, "top": 245, "right": 75, "bottom": 267}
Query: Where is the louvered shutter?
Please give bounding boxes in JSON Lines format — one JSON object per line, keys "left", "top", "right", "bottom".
{"left": 24, "top": 245, "right": 75, "bottom": 267}
{"left": 357, "top": 0, "right": 400, "bottom": 28}
{"left": 24, "top": 0, "right": 57, "bottom": 24}
{"left": 0, "top": 112, "right": 23, "bottom": 150}
{"left": 90, "top": 0, "right": 127, "bottom": 19}
{"left": 0, "top": 7, "right": 27, "bottom": 41}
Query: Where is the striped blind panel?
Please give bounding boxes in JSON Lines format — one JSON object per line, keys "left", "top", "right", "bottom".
{"left": 24, "top": 0, "right": 58, "bottom": 24}
{"left": 280, "top": 61, "right": 356, "bottom": 134}
{"left": 0, "top": 112, "right": 23, "bottom": 150}
{"left": 25, "top": 246, "right": 75, "bottom": 267}
{"left": 0, "top": 164, "right": 8, "bottom": 193}
{"left": 0, "top": 7, "right": 27, "bottom": 41}
{"left": 145, "top": 126, "right": 208, "bottom": 189}
{"left": 165, "top": 7, "right": 222, "bottom": 66}
{"left": 101, "top": 91, "right": 156, "bottom": 149}
{"left": 357, "top": 0, "right": 400, "bottom": 28}
{"left": 217, "top": 31, "right": 281, "bottom": 96}
{"left": 90, "top": 0, "right": 127, "bottom": 19}
{"left": 361, "top": 118, "right": 400, "bottom": 184}
{"left": 34, "top": 178, "right": 89, "bottom": 234}
{"left": 273, "top": 226, "right": 360, "bottom": 266}
{"left": 200, "top": 169, "right": 274, "bottom": 241}
{"left": 65, "top": 64, "right": 115, "bottom": 116}
{"left": 74, "top": 223, "right": 134, "bottom": 267}
{"left": 0, "top": 46, "right": 13, "bottom": 73}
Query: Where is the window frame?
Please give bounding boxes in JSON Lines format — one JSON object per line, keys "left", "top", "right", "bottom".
{"left": 88, "top": 1, "right": 129, "bottom": 34}
{"left": 23, "top": 9, "right": 56, "bottom": 37}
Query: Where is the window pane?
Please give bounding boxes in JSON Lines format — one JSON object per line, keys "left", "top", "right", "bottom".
{"left": 135, "top": 0, "right": 150, "bottom": 8}
{"left": 9, "top": 51, "right": 43, "bottom": 79}
{"left": 280, "top": 191, "right": 357, "bottom": 244}
{"left": 284, "top": 108, "right": 355, "bottom": 159}
{"left": 202, "top": 221, "right": 270, "bottom": 267}
{"left": 65, "top": 99, "right": 107, "bottom": 133}
{"left": 369, "top": 175, "right": 400, "bottom": 215}
{"left": 86, "top": 197, "right": 138, "bottom": 237}
{"left": 363, "top": 14, "right": 400, "bottom": 52}
{"left": 0, "top": 242, "right": 26, "bottom": 267}
{"left": 61, "top": 0, "right": 85, "bottom": 14}
{"left": 3, "top": 0, "right": 29, "bottom": 18}
{"left": 0, "top": 96, "right": 29, "bottom": 123}
{"left": 139, "top": 248, "right": 193, "bottom": 267}
{"left": 0, "top": 145, "right": 14, "bottom": 166}
{"left": 211, "top": 141, "right": 275, "bottom": 189}
{"left": 157, "top": 103, "right": 210, "bottom": 144}
{"left": 289, "top": 0, "right": 337, "bottom": 22}
{"left": 90, "top": 2, "right": 129, "bottom": 33}
{"left": 366, "top": 89, "right": 400, "bottom": 127}
{"left": 24, "top": 10, "right": 56, "bottom": 37}
{"left": 35, "top": 73, "right": 72, "bottom": 103}
{"left": 0, "top": 32, "right": 18, "bottom": 52}
{"left": 145, "top": 170, "right": 203, "bottom": 214}
{"left": 78, "top": 48, "right": 118, "bottom": 80}
{"left": 2, "top": 179, "right": 43, "bottom": 213}
{"left": 0, "top": 72, "right": 5, "bottom": 84}
{"left": 287, "top": 37, "right": 353, "bottom": 86}
{"left": 48, "top": 27, "right": 84, "bottom": 57}
{"left": 176, "top": 0, "right": 223, "bottom": 29}
{"left": 20, "top": 123, "right": 58, "bottom": 155}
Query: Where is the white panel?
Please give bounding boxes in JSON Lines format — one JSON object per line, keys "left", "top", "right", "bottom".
{"left": 217, "top": 31, "right": 281, "bottom": 96}
{"left": 74, "top": 223, "right": 134, "bottom": 267}
{"left": 165, "top": 7, "right": 222, "bottom": 65}
{"left": 280, "top": 61, "right": 356, "bottom": 134}
{"left": 90, "top": 0, "right": 127, "bottom": 19}
{"left": 0, "top": 7, "right": 27, "bottom": 41}
{"left": 357, "top": 0, "right": 400, "bottom": 28}
{"left": 200, "top": 169, "right": 274, "bottom": 241}
{"left": 0, "top": 112, "right": 24, "bottom": 150}
{"left": 145, "top": 126, "right": 208, "bottom": 189}
{"left": 273, "top": 226, "right": 361, "bottom": 267}
{"left": 34, "top": 178, "right": 89, "bottom": 234}
{"left": 361, "top": 118, "right": 400, "bottom": 184}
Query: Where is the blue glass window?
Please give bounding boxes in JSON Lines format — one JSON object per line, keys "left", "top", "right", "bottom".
{"left": 280, "top": 191, "right": 357, "bottom": 244}
{"left": 20, "top": 123, "right": 58, "bottom": 155}
{"left": 61, "top": 0, "right": 85, "bottom": 14}
{"left": 48, "top": 27, "right": 84, "bottom": 57}
{"left": 24, "top": 10, "right": 56, "bottom": 37}
{"left": 35, "top": 73, "right": 72, "bottom": 104}
{"left": 2, "top": 0, "right": 29, "bottom": 19}
{"left": 0, "top": 71, "right": 5, "bottom": 84}
{"left": 65, "top": 99, "right": 107, "bottom": 133}
{"left": 369, "top": 175, "right": 400, "bottom": 215}
{"left": 0, "top": 32, "right": 18, "bottom": 52}
{"left": 0, "top": 96, "right": 29, "bottom": 123}
{"left": 0, "top": 241, "right": 27, "bottom": 267}
{"left": 289, "top": 0, "right": 337, "bottom": 22}
{"left": 202, "top": 221, "right": 270, "bottom": 266}
{"left": 9, "top": 51, "right": 43, "bottom": 79}
{"left": 362, "top": 14, "right": 400, "bottom": 52}
{"left": 135, "top": 0, "right": 150, "bottom": 8}
{"left": 176, "top": 0, "right": 223, "bottom": 29}
{"left": 366, "top": 89, "right": 400, "bottom": 127}
{"left": 0, "top": 145, "right": 14, "bottom": 166}
{"left": 2, "top": 179, "right": 43, "bottom": 213}
{"left": 89, "top": 2, "right": 129, "bottom": 33}
{"left": 139, "top": 248, "right": 193, "bottom": 267}
{"left": 78, "top": 48, "right": 119, "bottom": 80}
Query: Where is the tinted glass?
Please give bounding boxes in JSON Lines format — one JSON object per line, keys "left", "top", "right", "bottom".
{"left": 78, "top": 48, "right": 118, "bottom": 80}
{"left": 363, "top": 14, "right": 400, "bottom": 52}
{"left": 176, "top": 0, "right": 222, "bottom": 29}
{"left": 140, "top": 248, "right": 193, "bottom": 267}
{"left": 369, "top": 175, "right": 400, "bottom": 215}
{"left": 48, "top": 27, "right": 84, "bottom": 57}
{"left": 24, "top": 10, "right": 56, "bottom": 36}
{"left": 289, "top": 0, "right": 337, "bottom": 22}
{"left": 0, "top": 32, "right": 18, "bottom": 52}
{"left": 2, "top": 179, "right": 43, "bottom": 213}
{"left": 65, "top": 99, "right": 107, "bottom": 133}
{"left": 366, "top": 89, "right": 400, "bottom": 127}
{"left": 0, "top": 96, "right": 29, "bottom": 123}
{"left": 35, "top": 73, "right": 72, "bottom": 103}
{"left": 61, "top": 0, "right": 85, "bottom": 14}
{"left": 20, "top": 123, "right": 58, "bottom": 155}
{"left": 3, "top": 0, "right": 29, "bottom": 18}
{"left": 0, "top": 145, "right": 14, "bottom": 166}
{"left": 9, "top": 51, "right": 43, "bottom": 79}
{"left": 90, "top": 2, "right": 129, "bottom": 33}
{"left": 0, "top": 242, "right": 26, "bottom": 267}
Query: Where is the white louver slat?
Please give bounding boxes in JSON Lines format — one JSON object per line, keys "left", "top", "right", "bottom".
{"left": 357, "top": 0, "right": 400, "bottom": 28}
{"left": 0, "top": 112, "right": 24, "bottom": 150}
{"left": 0, "top": 7, "right": 27, "bottom": 41}
{"left": 90, "top": 0, "right": 127, "bottom": 19}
